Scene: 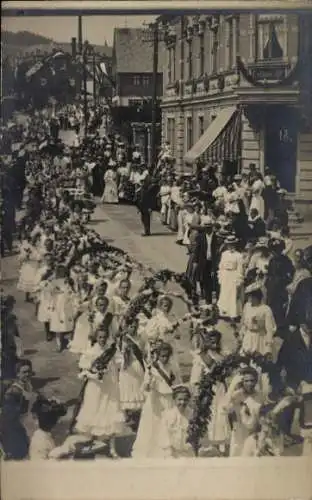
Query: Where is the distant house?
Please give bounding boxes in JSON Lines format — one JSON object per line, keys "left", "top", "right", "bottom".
{"left": 111, "top": 27, "right": 164, "bottom": 163}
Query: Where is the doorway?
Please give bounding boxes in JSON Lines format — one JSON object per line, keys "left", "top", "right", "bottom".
{"left": 264, "top": 105, "right": 298, "bottom": 192}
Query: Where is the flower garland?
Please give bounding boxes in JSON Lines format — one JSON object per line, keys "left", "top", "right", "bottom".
{"left": 187, "top": 351, "right": 276, "bottom": 455}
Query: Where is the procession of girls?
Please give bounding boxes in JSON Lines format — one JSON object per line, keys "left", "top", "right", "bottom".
{"left": 2, "top": 104, "right": 312, "bottom": 460}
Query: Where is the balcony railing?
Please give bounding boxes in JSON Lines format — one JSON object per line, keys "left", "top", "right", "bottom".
{"left": 247, "top": 59, "right": 291, "bottom": 81}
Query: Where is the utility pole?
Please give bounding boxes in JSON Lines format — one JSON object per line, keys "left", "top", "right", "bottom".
{"left": 151, "top": 22, "right": 159, "bottom": 169}
{"left": 83, "top": 42, "right": 88, "bottom": 136}
{"left": 92, "top": 51, "right": 96, "bottom": 105}
{"left": 78, "top": 15, "right": 83, "bottom": 54}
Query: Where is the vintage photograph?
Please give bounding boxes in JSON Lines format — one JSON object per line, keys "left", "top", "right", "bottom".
{"left": 1, "top": 1, "right": 312, "bottom": 468}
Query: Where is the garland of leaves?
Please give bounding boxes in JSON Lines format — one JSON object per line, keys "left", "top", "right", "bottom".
{"left": 187, "top": 351, "right": 276, "bottom": 455}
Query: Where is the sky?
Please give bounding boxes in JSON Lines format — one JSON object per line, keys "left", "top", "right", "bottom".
{"left": 2, "top": 15, "right": 156, "bottom": 46}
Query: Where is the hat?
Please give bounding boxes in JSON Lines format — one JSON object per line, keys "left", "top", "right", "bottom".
{"left": 254, "top": 237, "right": 269, "bottom": 249}
{"left": 201, "top": 215, "right": 214, "bottom": 227}
{"left": 225, "top": 234, "right": 238, "bottom": 245}
{"left": 245, "top": 281, "right": 263, "bottom": 295}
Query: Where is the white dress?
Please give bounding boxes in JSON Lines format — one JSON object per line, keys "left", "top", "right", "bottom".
{"left": 119, "top": 336, "right": 145, "bottom": 411}
{"left": 240, "top": 303, "right": 276, "bottom": 357}
{"left": 157, "top": 406, "right": 194, "bottom": 458}
{"left": 37, "top": 278, "right": 54, "bottom": 324}
{"left": 222, "top": 386, "right": 263, "bottom": 457}
{"left": 249, "top": 179, "right": 265, "bottom": 219}
{"left": 70, "top": 309, "right": 107, "bottom": 355}
{"left": 190, "top": 350, "right": 230, "bottom": 444}
{"left": 29, "top": 429, "right": 56, "bottom": 459}
{"left": 49, "top": 279, "right": 76, "bottom": 333}
{"left": 102, "top": 169, "right": 118, "bottom": 203}
{"left": 132, "top": 361, "right": 181, "bottom": 458}
{"left": 75, "top": 343, "right": 125, "bottom": 437}
{"left": 182, "top": 212, "right": 195, "bottom": 245}
{"left": 17, "top": 243, "right": 42, "bottom": 293}
{"left": 218, "top": 250, "right": 244, "bottom": 319}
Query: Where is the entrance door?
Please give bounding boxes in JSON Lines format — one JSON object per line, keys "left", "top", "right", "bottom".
{"left": 264, "top": 106, "right": 297, "bottom": 192}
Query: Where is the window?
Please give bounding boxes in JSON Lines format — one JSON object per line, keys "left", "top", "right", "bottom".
{"left": 198, "top": 116, "right": 205, "bottom": 137}
{"left": 180, "top": 40, "right": 185, "bottom": 81}
{"left": 226, "top": 18, "right": 234, "bottom": 69}
{"left": 168, "top": 48, "right": 172, "bottom": 84}
{"left": 199, "top": 33, "right": 205, "bottom": 75}
{"left": 172, "top": 47, "right": 176, "bottom": 81}
{"left": 186, "top": 116, "right": 193, "bottom": 150}
{"left": 142, "top": 76, "right": 150, "bottom": 87}
{"left": 133, "top": 75, "right": 140, "bottom": 86}
{"left": 187, "top": 40, "right": 193, "bottom": 80}
{"left": 211, "top": 31, "right": 218, "bottom": 74}
{"left": 257, "top": 16, "right": 285, "bottom": 60}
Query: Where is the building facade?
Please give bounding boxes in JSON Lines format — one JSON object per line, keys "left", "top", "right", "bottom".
{"left": 111, "top": 28, "right": 164, "bottom": 164}
{"left": 160, "top": 13, "right": 312, "bottom": 213}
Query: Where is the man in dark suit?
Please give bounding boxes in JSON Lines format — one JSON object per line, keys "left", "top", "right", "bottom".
{"left": 274, "top": 291, "right": 312, "bottom": 443}
{"left": 186, "top": 218, "right": 220, "bottom": 303}
{"left": 135, "top": 173, "right": 158, "bottom": 236}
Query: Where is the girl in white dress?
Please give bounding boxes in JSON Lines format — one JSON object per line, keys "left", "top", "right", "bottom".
{"left": 49, "top": 264, "right": 77, "bottom": 352}
{"left": 101, "top": 162, "right": 119, "bottom": 204}
{"left": 119, "top": 319, "right": 145, "bottom": 425}
{"left": 222, "top": 367, "right": 264, "bottom": 457}
{"left": 132, "top": 342, "right": 182, "bottom": 458}
{"left": 218, "top": 235, "right": 244, "bottom": 320}
{"left": 239, "top": 284, "right": 276, "bottom": 358}
{"left": 17, "top": 235, "right": 42, "bottom": 301}
{"left": 108, "top": 278, "right": 131, "bottom": 338}
{"left": 36, "top": 253, "right": 55, "bottom": 341}
{"left": 157, "top": 385, "right": 194, "bottom": 458}
{"left": 69, "top": 296, "right": 110, "bottom": 355}
{"left": 73, "top": 329, "right": 125, "bottom": 458}
{"left": 190, "top": 329, "right": 230, "bottom": 452}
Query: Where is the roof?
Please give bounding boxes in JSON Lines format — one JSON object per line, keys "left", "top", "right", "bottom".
{"left": 113, "top": 28, "right": 156, "bottom": 73}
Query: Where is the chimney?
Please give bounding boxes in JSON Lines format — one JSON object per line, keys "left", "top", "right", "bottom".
{"left": 71, "top": 37, "right": 77, "bottom": 58}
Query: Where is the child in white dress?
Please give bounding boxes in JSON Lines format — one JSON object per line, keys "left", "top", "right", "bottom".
{"left": 158, "top": 385, "right": 194, "bottom": 458}
{"left": 132, "top": 342, "right": 182, "bottom": 458}
{"left": 190, "top": 328, "right": 230, "bottom": 453}
{"left": 73, "top": 329, "right": 125, "bottom": 458}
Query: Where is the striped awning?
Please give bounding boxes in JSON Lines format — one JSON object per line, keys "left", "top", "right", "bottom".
{"left": 185, "top": 107, "right": 241, "bottom": 164}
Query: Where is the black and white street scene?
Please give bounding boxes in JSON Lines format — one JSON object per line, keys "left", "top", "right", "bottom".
{"left": 1, "top": 10, "right": 312, "bottom": 461}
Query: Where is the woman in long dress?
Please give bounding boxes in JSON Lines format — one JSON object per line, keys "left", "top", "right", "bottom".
{"left": 101, "top": 161, "right": 119, "bottom": 204}
{"left": 190, "top": 329, "right": 230, "bottom": 452}
{"left": 217, "top": 235, "right": 244, "bottom": 320}
{"left": 222, "top": 367, "right": 264, "bottom": 456}
{"left": 157, "top": 385, "right": 194, "bottom": 458}
{"left": 73, "top": 329, "right": 125, "bottom": 457}
{"left": 36, "top": 254, "right": 55, "bottom": 341}
{"left": 132, "top": 342, "right": 182, "bottom": 458}
{"left": 249, "top": 174, "right": 265, "bottom": 220}
{"left": 286, "top": 249, "right": 311, "bottom": 314}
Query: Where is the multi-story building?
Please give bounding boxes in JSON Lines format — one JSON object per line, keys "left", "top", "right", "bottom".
{"left": 160, "top": 13, "right": 312, "bottom": 216}
{"left": 111, "top": 27, "right": 164, "bottom": 164}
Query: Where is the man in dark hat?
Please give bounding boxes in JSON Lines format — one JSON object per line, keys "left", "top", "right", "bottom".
{"left": 136, "top": 172, "right": 158, "bottom": 236}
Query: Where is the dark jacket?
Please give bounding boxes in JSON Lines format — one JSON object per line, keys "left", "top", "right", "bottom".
{"left": 276, "top": 328, "right": 312, "bottom": 390}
